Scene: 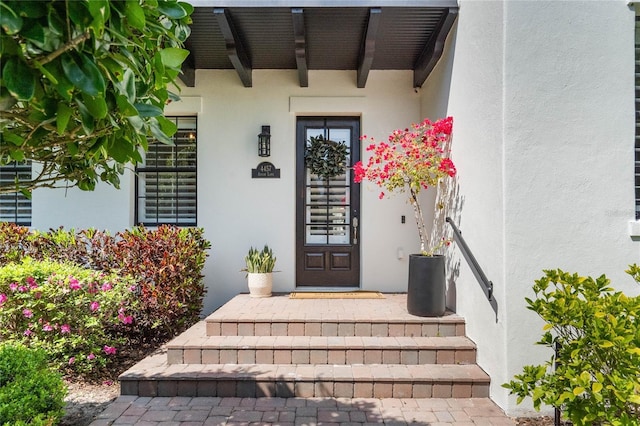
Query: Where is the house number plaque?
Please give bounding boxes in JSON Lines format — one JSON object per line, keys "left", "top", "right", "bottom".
{"left": 252, "top": 161, "right": 280, "bottom": 179}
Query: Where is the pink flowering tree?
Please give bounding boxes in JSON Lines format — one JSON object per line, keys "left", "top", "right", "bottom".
{"left": 354, "top": 117, "right": 456, "bottom": 255}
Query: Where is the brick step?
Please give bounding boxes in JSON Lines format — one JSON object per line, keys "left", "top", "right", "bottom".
{"left": 205, "top": 294, "right": 465, "bottom": 337}
{"left": 166, "top": 330, "right": 477, "bottom": 366}
{"left": 119, "top": 352, "right": 490, "bottom": 399}
{"left": 206, "top": 318, "right": 465, "bottom": 337}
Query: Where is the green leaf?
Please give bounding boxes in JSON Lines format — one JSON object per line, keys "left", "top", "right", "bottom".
{"left": 174, "top": 22, "right": 191, "bottom": 42}
{"left": 149, "top": 118, "right": 173, "bottom": 145}
{"left": 67, "top": 1, "right": 91, "bottom": 27}
{"left": 61, "top": 53, "right": 106, "bottom": 96}
{"left": 559, "top": 391, "right": 575, "bottom": 403}
{"left": 116, "top": 68, "right": 136, "bottom": 103}
{"left": 9, "top": 150, "right": 24, "bottom": 162}
{"left": 116, "top": 95, "right": 138, "bottom": 117}
{"left": 532, "top": 387, "right": 544, "bottom": 401}
{"left": 124, "top": 1, "right": 146, "bottom": 29}
{"left": 627, "top": 347, "right": 640, "bottom": 355}
{"left": 56, "top": 103, "right": 73, "bottom": 135}
{"left": 66, "top": 142, "right": 79, "bottom": 156}
{"left": 100, "top": 57, "right": 125, "bottom": 81}
{"left": 47, "top": 7, "right": 65, "bottom": 35}
{"left": 134, "top": 103, "right": 163, "bottom": 117}
{"left": 2, "top": 132, "right": 24, "bottom": 146}
{"left": 0, "top": 2, "right": 23, "bottom": 34}
{"left": 592, "top": 382, "right": 603, "bottom": 393}
{"left": 159, "top": 47, "right": 189, "bottom": 69}
{"left": 127, "top": 115, "right": 144, "bottom": 132}
{"left": 573, "top": 386, "right": 585, "bottom": 396}
{"left": 2, "top": 58, "right": 35, "bottom": 101}
{"left": 157, "top": 2, "right": 188, "bottom": 19}
{"left": 44, "top": 61, "right": 74, "bottom": 101}
{"left": 108, "top": 137, "right": 134, "bottom": 163}
{"left": 20, "top": 21, "right": 45, "bottom": 45}
{"left": 82, "top": 93, "right": 108, "bottom": 119}
{"left": 75, "top": 100, "right": 95, "bottom": 135}
{"left": 87, "top": 0, "right": 109, "bottom": 21}
{"left": 179, "top": 2, "right": 194, "bottom": 15}
{"left": 78, "top": 178, "right": 96, "bottom": 191}
{"left": 156, "top": 115, "right": 178, "bottom": 137}
{"left": 11, "top": 1, "right": 47, "bottom": 18}
{"left": 20, "top": 188, "right": 31, "bottom": 199}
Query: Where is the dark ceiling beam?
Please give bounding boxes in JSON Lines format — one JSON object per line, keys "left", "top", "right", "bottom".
{"left": 357, "top": 7, "right": 381, "bottom": 89}
{"left": 180, "top": 55, "right": 196, "bottom": 87}
{"left": 206, "top": 1, "right": 458, "bottom": 7}
{"left": 214, "top": 8, "right": 252, "bottom": 87}
{"left": 291, "top": 8, "right": 308, "bottom": 87}
{"left": 413, "top": 7, "right": 458, "bottom": 88}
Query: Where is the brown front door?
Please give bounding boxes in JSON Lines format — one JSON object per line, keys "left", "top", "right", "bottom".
{"left": 296, "top": 117, "right": 360, "bottom": 287}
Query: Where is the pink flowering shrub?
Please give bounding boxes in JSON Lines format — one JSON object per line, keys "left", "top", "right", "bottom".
{"left": 0, "top": 224, "right": 210, "bottom": 344}
{"left": 0, "top": 258, "right": 138, "bottom": 375}
{"left": 354, "top": 117, "right": 456, "bottom": 255}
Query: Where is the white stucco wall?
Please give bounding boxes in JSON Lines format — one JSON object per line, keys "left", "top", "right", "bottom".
{"left": 31, "top": 168, "right": 133, "bottom": 231}
{"left": 503, "top": 0, "right": 637, "bottom": 415}
{"left": 422, "top": 0, "right": 638, "bottom": 416}
{"left": 29, "top": 69, "right": 429, "bottom": 316}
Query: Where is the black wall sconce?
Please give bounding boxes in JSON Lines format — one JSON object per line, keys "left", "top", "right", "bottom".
{"left": 258, "top": 125, "right": 271, "bottom": 157}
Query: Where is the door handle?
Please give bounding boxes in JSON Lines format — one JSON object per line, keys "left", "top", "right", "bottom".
{"left": 352, "top": 217, "right": 358, "bottom": 244}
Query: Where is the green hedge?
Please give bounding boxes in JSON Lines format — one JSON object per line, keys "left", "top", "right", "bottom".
{"left": 0, "top": 343, "right": 66, "bottom": 426}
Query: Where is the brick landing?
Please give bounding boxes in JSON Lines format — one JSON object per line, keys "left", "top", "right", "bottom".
{"left": 90, "top": 396, "right": 515, "bottom": 425}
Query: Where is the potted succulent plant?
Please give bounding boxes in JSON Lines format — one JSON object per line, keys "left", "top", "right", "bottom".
{"left": 354, "top": 116, "right": 456, "bottom": 316}
{"left": 242, "top": 245, "right": 277, "bottom": 298}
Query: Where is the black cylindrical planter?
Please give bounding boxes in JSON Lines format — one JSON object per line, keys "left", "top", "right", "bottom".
{"left": 407, "top": 254, "right": 446, "bottom": 317}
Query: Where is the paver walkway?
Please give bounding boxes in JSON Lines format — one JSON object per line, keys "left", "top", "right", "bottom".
{"left": 89, "top": 395, "right": 516, "bottom": 425}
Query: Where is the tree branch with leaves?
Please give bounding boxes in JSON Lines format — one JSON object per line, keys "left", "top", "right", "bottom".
{"left": 0, "top": 0, "right": 193, "bottom": 195}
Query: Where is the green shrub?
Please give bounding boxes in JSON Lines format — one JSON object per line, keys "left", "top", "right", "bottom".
{"left": 503, "top": 267, "right": 640, "bottom": 425}
{"left": 0, "top": 222, "right": 31, "bottom": 264}
{"left": 113, "top": 226, "right": 210, "bottom": 342}
{"left": 0, "top": 343, "right": 66, "bottom": 425}
{"left": 0, "top": 258, "right": 138, "bottom": 374}
{"left": 0, "top": 225, "right": 119, "bottom": 270}
{"left": 0, "top": 224, "right": 211, "bottom": 344}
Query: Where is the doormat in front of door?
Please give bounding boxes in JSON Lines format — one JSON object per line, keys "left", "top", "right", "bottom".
{"left": 289, "top": 291, "right": 385, "bottom": 299}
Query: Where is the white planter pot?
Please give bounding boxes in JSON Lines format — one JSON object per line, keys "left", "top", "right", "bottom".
{"left": 247, "top": 272, "right": 273, "bottom": 298}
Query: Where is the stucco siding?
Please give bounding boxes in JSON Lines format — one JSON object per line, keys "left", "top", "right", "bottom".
{"left": 422, "top": 0, "right": 638, "bottom": 416}
{"left": 502, "top": 0, "right": 637, "bottom": 415}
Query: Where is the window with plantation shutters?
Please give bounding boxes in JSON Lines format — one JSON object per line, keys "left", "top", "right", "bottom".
{"left": 0, "top": 161, "right": 32, "bottom": 226}
{"left": 135, "top": 117, "right": 197, "bottom": 226}
{"left": 304, "top": 129, "right": 352, "bottom": 245}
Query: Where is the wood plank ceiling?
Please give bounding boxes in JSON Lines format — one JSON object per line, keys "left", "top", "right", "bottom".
{"left": 182, "top": 4, "right": 458, "bottom": 88}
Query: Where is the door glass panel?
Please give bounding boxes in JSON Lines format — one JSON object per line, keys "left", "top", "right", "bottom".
{"left": 304, "top": 127, "right": 352, "bottom": 245}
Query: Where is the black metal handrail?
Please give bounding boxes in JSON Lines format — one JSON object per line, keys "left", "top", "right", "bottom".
{"left": 446, "top": 217, "right": 495, "bottom": 305}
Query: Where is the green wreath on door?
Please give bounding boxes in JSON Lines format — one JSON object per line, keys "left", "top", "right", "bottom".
{"left": 304, "top": 135, "right": 349, "bottom": 180}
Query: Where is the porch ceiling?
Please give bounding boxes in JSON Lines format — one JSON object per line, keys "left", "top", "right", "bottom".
{"left": 182, "top": 1, "right": 458, "bottom": 88}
